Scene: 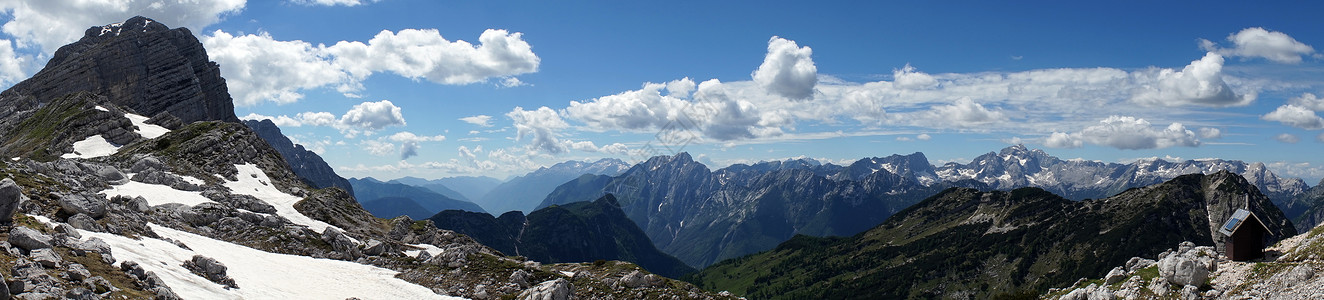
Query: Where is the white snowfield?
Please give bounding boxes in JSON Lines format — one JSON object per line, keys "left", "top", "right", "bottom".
{"left": 60, "top": 109, "right": 172, "bottom": 159}
{"left": 224, "top": 163, "right": 338, "bottom": 234}
{"left": 61, "top": 135, "right": 119, "bottom": 159}
{"left": 61, "top": 221, "right": 459, "bottom": 299}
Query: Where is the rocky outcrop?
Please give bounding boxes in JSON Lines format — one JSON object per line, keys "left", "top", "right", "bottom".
{"left": 242, "top": 119, "right": 352, "bottom": 194}
{"left": 0, "top": 16, "right": 236, "bottom": 124}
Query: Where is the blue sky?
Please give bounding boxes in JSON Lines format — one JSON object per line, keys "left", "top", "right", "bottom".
{"left": 1, "top": 1, "right": 1322, "bottom": 183}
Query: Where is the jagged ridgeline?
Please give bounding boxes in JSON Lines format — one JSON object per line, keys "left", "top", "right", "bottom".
{"left": 688, "top": 171, "right": 1296, "bottom": 299}
{"left": 0, "top": 16, "right": 733, "bottom": 299}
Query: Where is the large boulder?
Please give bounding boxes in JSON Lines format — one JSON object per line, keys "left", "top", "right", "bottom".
{"left": 1158, "top": 242, "right": 1213, "bottom": 287}
{"left": 0, "top": 178, "right": 22, "bottom": 223}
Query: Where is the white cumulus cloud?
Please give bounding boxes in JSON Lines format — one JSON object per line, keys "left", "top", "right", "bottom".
{"left": 922, "top": 97, "right": 1004, "bottom": 128}
{"left": 1131, "top": 52, "right": 1253, "bottom": 107}
{"left": 326, "top": 28, "right": 539, "bottom": 85}
{"left": 341, "top": 100, "right": 406, "bottom": 130}
{"left": 1075, "top": 116, "right": 1200, "bottom": 150}
{"left": 1198, "top": 127, "right": 1222, "bottom": 139}
{"left": 752, "top": 36, "right": 817, "bottom": 100}
{"left": 893, "top": 64, "right": 938, "bottom": 90}
{"left": 203, "top": 31, "right": 348, "bottom": 106}
{"left": 1261, "top": 104, "right": 1324, "bottom": 130}
{"left": 0, "top": 39, "right": 34, "bottom": 87}
{"left": 388, "top": 131, "right": 445, "bottom": 160}
{"left": 507, "top": 106, "right": 569, "bottom": 154}
{"left": 0, "top": 0, "right": 245, "bottom": 55}
{"left": 205, "top": 28, "right": 538, "bottom": 106}
{"left": 1200, "top": 27, "right": 1316, "bottom": 64}
{"left": 1289, "top": 93, "right": 1324, "bottom": 111}
{"left": 1044, "top": 132, "right": 1083, "bottom": 148}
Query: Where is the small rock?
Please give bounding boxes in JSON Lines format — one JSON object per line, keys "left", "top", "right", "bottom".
{"left": 95, "top": 166, "right": 128, "bottom": 185}
{"left": 29, "top": 248, "right": 62, "bottom": 268}
{"left": 517, "top": 278, "right": 573, "bottom": 300}
{"left": 0, "top": 267, "right": 9, "bottom": 297}
{"left": 1125, "top": 257, "right": 1156, "bottom": 273}
{"left": 183, "top": 255, "right": 237, "bottom": 288}
{"left": 1179, "top": 285, "right": 1199, "bottom": 300}
{"left": 0, "top": 178, "right": 23, "bottom": 224}
{"left": 9, "top": 227, "right": 53, "bottom": 250}
{"left": 1104, "top": 266, "right": 1127, "bottom": 285}
{"left": 130, "top": 156, "right": 165, "bottom": 173}
{"left": 85, "top": 276, "right": 115, "bottom": 294}
{"left": 75, "top": 237, "right": 113, "bottom": 256}
{"left": 64, "top": 263, "right": 91, "bottom": 281}
{"left": 510, "top": 269, "right": 531, "bottom": 289}
{"left": 57, "top": 193, "right": 108, "bottom": 218}
{"left": 363, "top": 239, "right": 388, "bottom": 256}
{"left": 64, "top": 287, "right": 97, "bottom": 300}
{"left": 54, "top": 223, "right": 81, "bottom": 239}
{"left": 128, "top": 196, "right": 150, "bottom": 213}
{"left": 66, "top": 213, "right": 101, "bottom": 232}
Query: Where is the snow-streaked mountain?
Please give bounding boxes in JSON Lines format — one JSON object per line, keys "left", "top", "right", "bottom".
{"left": 933, "top": 145, "right": 1307, "bottom": 208}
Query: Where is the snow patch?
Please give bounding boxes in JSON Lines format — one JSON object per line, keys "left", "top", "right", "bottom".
{"left": 61, "top": 135, "right": 120, "bottom": 159}
{"left": 404, "top": 243, "right": 445, "bottom": 258}
{"left": 94, "top": 105, "right": 109, "bottom": 112}
{"left": 224, "top": 164, "right": 336, "bottom": 233}
{"left": 76, "top": 223, "right": 455, "bottom": 300}
{"left": 125, "top": 112, "right": 170, "bottom": 139}
{"left": 100, "top": 178, "right": 213, "bottom": 207}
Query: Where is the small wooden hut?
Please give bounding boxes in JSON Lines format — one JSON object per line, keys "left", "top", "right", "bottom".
{"left": 1218, "top": 208, "right": 1270, "bottom": 261}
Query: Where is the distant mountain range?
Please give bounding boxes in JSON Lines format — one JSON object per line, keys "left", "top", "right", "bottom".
{"left": 689, "top": 171, "right": 1295, "bottom": 298}
{"left": 391, "top": 176, "right": 502, "bottom": 204}
{"left": 348, "top": 177, "right": 486, "bottom": 219}
{"left": 537, "top": 145, "right": 1314, "bottom": 268}
{"left": 430, "top": 194, "right": 696, "bottom": 279}
{"left": 476, "top": 158, "right": 630, "bottom": 215}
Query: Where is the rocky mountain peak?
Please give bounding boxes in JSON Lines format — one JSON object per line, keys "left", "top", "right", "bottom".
{"left": 6, "top": 16, "right": 237, "bottom": 125}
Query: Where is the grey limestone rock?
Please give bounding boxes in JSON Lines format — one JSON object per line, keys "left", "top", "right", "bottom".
{"left": 183, "top": 255, "right": 237, "bottom": 289}
{"left": 517, "top": 278, "right": 573, "bottom": 300}
{"left": 57, "top": 193, "right": 108, "bottom": 218}
{"left": 9, "top": 227, "right": 52, "bottom": 250}
{"left": 0, "top": 178, "right": 22, "bottom": 223}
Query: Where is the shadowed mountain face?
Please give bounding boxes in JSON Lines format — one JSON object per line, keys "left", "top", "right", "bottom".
{"left": 432, "top": 195, "right": 697, "bottom": 279}
{"left": 689, "top": 171, "right": 1296, "bottom": 299}
{"left": 243, "top": 119, "right": 353, "bottom": 195}
{"left": 0, "top": 16, "right": 237, "bottom": 124}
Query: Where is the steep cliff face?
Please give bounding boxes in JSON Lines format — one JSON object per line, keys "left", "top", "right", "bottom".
{"left": 0, "top": 16, "right": 237, "bottom": 124}
{"left": 242, "top": 119, "right": 353, "bottom": 194}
